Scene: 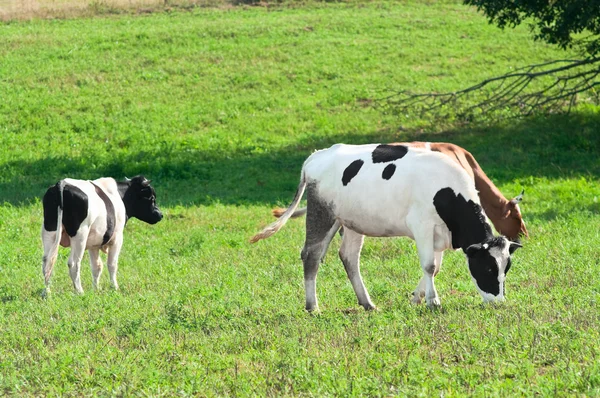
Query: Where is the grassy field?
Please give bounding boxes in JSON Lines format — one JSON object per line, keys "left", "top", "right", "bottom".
{"left": 1, "top": 1, "right": 599, "bottom": 395}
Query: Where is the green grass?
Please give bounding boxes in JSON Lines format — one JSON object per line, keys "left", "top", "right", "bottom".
{"left": 1, "top": 1, "right": 599, "bottom": 395}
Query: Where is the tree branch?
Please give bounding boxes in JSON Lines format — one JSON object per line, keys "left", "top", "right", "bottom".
{"left": 379, "top": 58, "right": 600, "bottom": 121}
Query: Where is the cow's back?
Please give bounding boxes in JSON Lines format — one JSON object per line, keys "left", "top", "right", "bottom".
{"left": 303, "top": 144, "right": 479, "bottom": 237}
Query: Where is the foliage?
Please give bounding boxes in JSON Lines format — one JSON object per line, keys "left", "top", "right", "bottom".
{"left": 464, "top": 0, "right": 600, "bottom": 56}
{"left": 0, "top": 1, "right": 599, "bottom": 396}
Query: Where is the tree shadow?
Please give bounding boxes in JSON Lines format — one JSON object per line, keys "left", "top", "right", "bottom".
{"left": 1, "top": 111, "right": 598, "bottom": 208}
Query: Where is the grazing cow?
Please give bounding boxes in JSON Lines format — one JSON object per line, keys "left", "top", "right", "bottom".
{"left": 41, "top": 175, "right": 163, "bottom": 296}
{"left": 272, "top": 141, "right": 528, "bottom": 241}
{"left": 251, "top": 144, "right": 521, "bottom": 311}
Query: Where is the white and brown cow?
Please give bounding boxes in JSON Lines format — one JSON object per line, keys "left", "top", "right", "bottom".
{"left": 251, "top": 144, "right": 521, "bottom": 311}
{"left": 41, "top": 175, "right": 163, "bottom": 296}
{"left": 273, "top": 141, "right": 528, "bottom": 241}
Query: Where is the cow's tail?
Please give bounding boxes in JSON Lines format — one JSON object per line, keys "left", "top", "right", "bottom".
{"left": 43, "top": 180, "right": 65, "bottom": 286}
{"left": 250, "top": 170, "right": 307, "bottom": 243}
{"left": 272, "top": 206, "right": 307, "bottom": 219}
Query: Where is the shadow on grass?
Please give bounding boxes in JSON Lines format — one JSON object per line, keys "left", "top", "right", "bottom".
{"left": 1, "top": 111, "right": 598, "bottom": 208}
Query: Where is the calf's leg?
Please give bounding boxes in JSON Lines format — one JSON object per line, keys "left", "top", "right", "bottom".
{"left": 41, "top": 229, "right": 59, "bottom": 297}
{"left": 106, "top": 239, "right": 123, "bottom": 290}
{"left": 339, "top": 228, "right": 376, "bottom": 310}
{"left": 67, "top": 232, "right": 88, "bottom": 294}
{"left": 301, "top": 185, "right": 340, "bottom": 312}
{"left": 88, "top": 248, "right": 103, "bottom": 290}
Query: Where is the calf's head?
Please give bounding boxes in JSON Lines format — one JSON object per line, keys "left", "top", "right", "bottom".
{"left": 121, "top": 176, "right": 163, "bottom": 224}
{"left": 465, "top": 237, "right": 521, "bottom": 303}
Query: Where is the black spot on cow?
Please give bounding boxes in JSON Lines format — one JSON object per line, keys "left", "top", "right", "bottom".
{"left": 62, "top": 185, "right": 89, "bottom": 237}
{"left": 342, "top": 159, "right": 364, "bottom": 186}
{"left": 41, "top": 183, "right": 90, "bottom": 237}
{"left": 382, "top": 164, "right": 396, "bottom": 180}
{"left": 372, "top": 144, "right": 408, "bottom": 164}
{"left": 466, "top": 246, "right": 500, "bottom": 296}
{"left": 91, "top": 181, "right": 115, "bottom": 245}
{"left": 42, "top": 183, "right": 62, "bottom": 232}
{"left": 433, "top": 187, "right": 493, "bottom": 250}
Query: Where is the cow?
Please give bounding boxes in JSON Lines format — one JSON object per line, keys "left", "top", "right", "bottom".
{"left": 251, "top": 144, "right": 522, "bottom": 311}
{"left": 272, "top": 141, "right": 528, "bottom": 241}
{"left": 41, "top": 175, "right": 163, "bottom": 296}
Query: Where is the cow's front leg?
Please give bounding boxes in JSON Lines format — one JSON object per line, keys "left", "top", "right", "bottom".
{"left": 88, "top": 248, "right": 103, "bottom": 290}
{"left": 68, "top": 234, "right": 87, "bottom": 294}
{"left": 411, "top": 277, "right": 426, "bottom": 305}
{"left": 339, "top": 228, "right": 376, "bottom": 310}
{"left": 411, "top": 224, "right": 441, "bottom": 308}
{"left": 106, "top": 239, "right": 123, "bottom": 290}
{"left": 411, "top": 251, "right": 443, "bottom": 305}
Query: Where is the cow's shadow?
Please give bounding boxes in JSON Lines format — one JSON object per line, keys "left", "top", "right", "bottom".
{"left": 1, "top": 111, "right": 598, "bottom": 208}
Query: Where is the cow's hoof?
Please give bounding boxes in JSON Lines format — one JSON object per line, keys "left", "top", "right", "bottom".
{"left": 411, "top": 292, "right": 424, "bottom": 305}
{"left": 305, "top": 305, "right": 319, "bottom": 313}
{"left": 362, "top": 303, "right": 378, "bottom": 311}
{"left": 426, "top": 297, "right": 441, "bottom": 309}
{"left": 41, "top": 288, "right": 51, "bottom": 299}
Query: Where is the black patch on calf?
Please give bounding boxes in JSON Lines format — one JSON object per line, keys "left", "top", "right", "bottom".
{"left": 372, "top": 144, "right": 408, "bottom": 163}
{"left": 42, "top": 183, "right": 61, "bottom": 231}
{"left": 382, "top": 163, "right": 396, "bottom": 180}
{"left": 433, "top": 187, "right": 493, "bottom": 250}
{"left": 91, "top": 182, "right": 115, "bottom": 245}
{"left": 61, "top": 185, "right": 89, "bottom": 237}
{"left": 342, "top": 160, "right": 364, "bottom": 186}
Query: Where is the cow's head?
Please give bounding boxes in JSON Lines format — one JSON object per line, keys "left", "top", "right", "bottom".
{"left": 495, "top": 190, "right": 529, "bottom": 241}
{"left": 121, "top": 176, "right": 163, "bottom": 224}
{"left": 465, "top": 236, "right": 521, "bottom": 303}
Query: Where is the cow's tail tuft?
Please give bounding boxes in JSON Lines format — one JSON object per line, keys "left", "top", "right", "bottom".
{"left": 251, "top": 171, "right": 307, "bottom": 243}
{"left": 43, "top": 180, "right": 65, "bottom": 284}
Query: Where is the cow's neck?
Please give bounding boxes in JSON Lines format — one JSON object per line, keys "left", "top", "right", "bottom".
{"left": 472, "top": 169, "right": 510, "bottom": 228}
{"left": 117, "top": 181, "right": 133, "bottom": 222}
{"left": 433, "top": 188, "right": 494, "bottom": 251}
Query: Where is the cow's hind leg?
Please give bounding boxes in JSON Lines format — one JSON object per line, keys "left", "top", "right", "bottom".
{"left": 41, "top": 229, "right": 58, "bottom": 297}
{"left": 68, "top": 233, "right": 88, "bottom": 294}
{"left": 106, "top": 239, "right": 123, "bottom": 290}
{"left": 411, "top": 251, "right": 443, "bottom": 305}
{"left": 301, "top": 184, "right": 340, "bottom": 312}
{"left": 89, "top": 248, "right": 103, "bottom": 290}
{"left": 339, "top": 228, "right": 376, "bottom": 310}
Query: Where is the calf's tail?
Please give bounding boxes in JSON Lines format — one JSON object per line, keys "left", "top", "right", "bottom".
{"left": 250, "top": 171, "right": 307, "bottom": 243}
{"left": 43, "top": 180, "right": 65, "bottom": 284}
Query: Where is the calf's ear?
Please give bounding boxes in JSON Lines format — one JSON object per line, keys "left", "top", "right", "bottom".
{"left": 509, "top": 241, "right": 522, "bottom": 254}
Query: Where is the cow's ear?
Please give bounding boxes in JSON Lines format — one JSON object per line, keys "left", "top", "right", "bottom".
{"left": 509, "top": 241, "right": 522, "bottom": 254}
{"left": 465, "top": 243, "right": 484, "bottom": 257}
{"left": 510, "top": 189, "right": 524, "bottom": 205}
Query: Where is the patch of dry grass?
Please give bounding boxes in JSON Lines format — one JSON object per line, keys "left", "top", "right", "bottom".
{"left": 0, "top": 0, "right": 262, "bottom": 20}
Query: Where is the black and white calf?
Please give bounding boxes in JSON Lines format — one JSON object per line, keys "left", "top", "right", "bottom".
{"left": 41, "top": 175, "right": 163, "bottom": 295}
{"left": 251, "top": 144, "right": 521, "bottom": 311}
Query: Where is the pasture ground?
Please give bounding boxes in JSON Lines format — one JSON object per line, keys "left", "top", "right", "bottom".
{"left": 0, "top": 1, "right": 599, "bottom": 395}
